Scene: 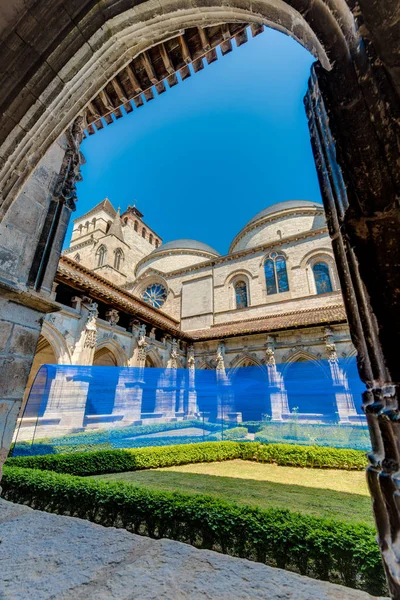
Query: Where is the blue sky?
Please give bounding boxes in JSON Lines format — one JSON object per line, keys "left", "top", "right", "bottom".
{"left": 71, "top": 27, "right": 321, "bottom": 255}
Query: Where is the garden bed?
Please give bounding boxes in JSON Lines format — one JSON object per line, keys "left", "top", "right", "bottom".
{"left": 2, "top": 441, "right": 384, "bottom": 596}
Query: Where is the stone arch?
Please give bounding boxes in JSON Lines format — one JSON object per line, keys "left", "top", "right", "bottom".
{"left": 94, "top": 339, "right": 128, "bottom": 367}
{"left": 229, "top": 354, "right": 270, "bottom": 421}
{"left": 145, "top": 347, "right": 164, "bottom": 368}
{"left": 225, "top": 270, "right": 253, "bottom": 310}
{"left": 229, "top": 352, "right": 266, "bottom": 376}
{"left": 0, "top": 0, "right": 361, "bottom": 217}
{"left": 282, "top": 353, "right": 336, "bottom": 418}
{"left": 23, "top": 321, "right": 71, "bottom": 414}
{"left": 41, "top": 321, "right": 72, "bottom": 365}
{"left": 300, "top": 249, "right": 339, "bottom": 294}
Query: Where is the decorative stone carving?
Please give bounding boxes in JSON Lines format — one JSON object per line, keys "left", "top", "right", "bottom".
{"left": 216, "top": 341, "right": 226, "bottom": 372}
{"left": 169, "top": 338, "right": 178, "bottom": 369}
{"left": 187, "top": 344, "right": 195, "bottom": 370}
{"left": 265, "top": 336, "right": 276, "bottom": 366}
{"left": 324, "top": 328, "right": 338, "bottom": 363}
{"left": 56, "top": 116, "right": 86, "bottom": 212}
{"left": 105, "top": 309, "right": 120, "bottom": 327}
{"left": 84, "top": 303, "right": 98, "bottom": 349}
{"left": 137, "top": 323, "right": 148, "bottom": 362}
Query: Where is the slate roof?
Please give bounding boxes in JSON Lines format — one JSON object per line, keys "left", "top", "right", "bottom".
{"left": 73, "top": 198, "right": 116, "bottom": 222}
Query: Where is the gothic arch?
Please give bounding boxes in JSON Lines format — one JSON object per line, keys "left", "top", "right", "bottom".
{"left": 94, "top": 339, "right": 128, "bottom": 367}
{"left": 197, "top": 359, "right": 214, "bottom": 370}
{"left": 41, "top": 321, "right": 72, "bottom": 365}
{"left": 228, "top": 353, "right": 266, "bottom": 377}
{"left": 145, "top": 347, "right": 164, "bottom": 368}
{"left": 281, "top": 349, "right": 325, "bottom": 375}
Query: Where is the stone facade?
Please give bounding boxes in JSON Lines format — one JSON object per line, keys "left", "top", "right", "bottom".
{"left": 16, "top": 199, "right": 363, "bottom": 441}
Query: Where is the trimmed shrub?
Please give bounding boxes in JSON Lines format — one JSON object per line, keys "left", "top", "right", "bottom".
{"left": 6, "top": 442, "right": 248, "bottom": 476}
{"left": 6, "top": 441, "right": 368, "bottom": 476}
{"left": 1, "top": 465, "right": 385, "bottom": 595}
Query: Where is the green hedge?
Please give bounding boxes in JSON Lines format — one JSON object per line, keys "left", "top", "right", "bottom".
{"left": 6, "top": 441, "right": 367, "bottom": 476}
{"left": 1, "top": 465, "right": 385, "bottom": 595}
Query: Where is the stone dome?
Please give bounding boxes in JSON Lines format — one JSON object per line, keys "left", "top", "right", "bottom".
{"left": 230, "top": 200, "right": 325, "bottom": 254}
{"left": 136, "top": 238, "right": 219, "bottom": 277}
{"left": 149, "top": 238, "right": 220, "bottom": 257}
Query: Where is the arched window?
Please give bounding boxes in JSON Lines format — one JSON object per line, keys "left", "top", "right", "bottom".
{"left": 149, "top": 234, "right": 153, "bottom": 245}
{"left": 114, "top": 248, "right": 123, "bottom": 271}
{"left": 97, "top": 245, "right": 106, "bottom": 267}
{"left": 134, "top": 221, "right": 138, "bottom": 232}
{"left": 264, "top": 252, "right": 289, "bottom": 295}
{"left": 234, "top": 281, "right": 248, "bottom": 309}
{"left": 142, "top": 228, "right": 146, "bottom": 239}
{"left": 92, "top": 218, "right": 96, "bottom": 228}
{"left": 313, "top": 262, "right": 333, "bottom": 294}
{"left": 74, "top": 253, "right": 80, "bottom": 263}
{"left": 155, "top": 239, "right": 159, "bottom": 248}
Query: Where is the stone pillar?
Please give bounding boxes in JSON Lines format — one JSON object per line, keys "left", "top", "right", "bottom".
{"left": 305, "top": 60, "right": 400, "bottom": 594}
{"left": 324, "top": 328, "right": 357, "bottom": 422}
{"left": 70, "top": 299, "right": 98, "bottom": 366}
{"left": 0, "top": 294, "right": 57, "bottom": 468}
{"left": 215, "top": 342, "right": 235, "bottom": 421}
{"left": 186, "top": 344, "right": 198, "bottom": 416}
{"left": 154, "top": 339, "right": 178, "bottom": 418}
{"left": 112, "top": 369, "right": 142, "bottom": 424}
{"left": 265, "top": 336, "right": 289, "bottom": 422}
{"left": 123, "top": 323, "right": 147, "bottom": 419}
{"left": 0, "top": 117, "right": 85, "bottom": 477}
{"left": 40, "top": 369, "right": 90, "bottom": 436}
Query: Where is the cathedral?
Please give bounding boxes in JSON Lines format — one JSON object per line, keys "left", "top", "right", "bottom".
{"left": 20, "top": 197, "right": 362, "bottom": 438}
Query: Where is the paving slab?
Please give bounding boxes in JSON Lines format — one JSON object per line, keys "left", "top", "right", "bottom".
{"left": 0, "top": 499, "right": 387, "bottom": 600}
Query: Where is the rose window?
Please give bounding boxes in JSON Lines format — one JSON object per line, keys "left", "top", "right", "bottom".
{"left": 142, "top": 283, "right": 167, "bottom": 308}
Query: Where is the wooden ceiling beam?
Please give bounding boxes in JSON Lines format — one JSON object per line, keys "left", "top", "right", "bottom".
{"left": 99, "top": 89, "right": 114, "bottom": 112}
{"left": 197, "top": 27, "right": 211, "bottom": 52}
{"left": 251, "top": 23, "right": 264, "bottom": 37}
{"left": 159, "top": 43, "right": 175, "bottom": 75}
{"left": 178, "top": 34, "right": 192, "bottom": 64}
{"left": 125, "top": 64, "right": 143, "bottom": 94}
{"left": 111, "top": 76, "right": 128, "bottom": 104}
{"left": 142, "top": 51, "right": 158, "bottom": 84}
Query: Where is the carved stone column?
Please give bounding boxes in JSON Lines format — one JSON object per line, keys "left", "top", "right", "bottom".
{"left": 215, "top": 341, "right": 235, "bottom": 421}
{"left": 265, "top": 336, "right": 289, "bottom": 421}
{"left": 186, "top": 344, "right": 198, "bottom": 416}
{"left": 323, "top": 328, "right": 357, "bottom": 422}
{"left": 119, "top": 323, "right": 147, "bottom": 421}
{"left": 305, "top": 61, "right": 400, "bottom": 595}
{"left": 70, "top": 299, "right": 98, "bottom": 366}
{"left": 155, "top": 339, "right": 178, "bottom": 419}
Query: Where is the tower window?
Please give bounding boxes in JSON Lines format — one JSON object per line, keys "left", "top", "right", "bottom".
{"left": 114, "top": 248, "right": 123, "bottom": 271}
{"left": 149, "top": 234, "right": 153, "bottom": 245}
{"left": 313, "top": 262, "right": 333, "bottom": 294}
{"left": 97, "top": 245, "right": 106, "bottom": 267}
{"left": 142, "top": 228, "right": 146, "bottom": 239}
{"left": 155, "top": 239, "right": 159, "bottom": 248}
{"left": 264, "top": 252, "right": 289, "bottom": 295}
{"left": 234, "top": 281, "right": 248, "bottom": 309}
{"left": 134, "top": 221, "right": 138, "bottom": 232}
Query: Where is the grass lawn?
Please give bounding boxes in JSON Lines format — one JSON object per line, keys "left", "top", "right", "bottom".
{"left": 92, "top": 459, "right": 373, "bottom": 525}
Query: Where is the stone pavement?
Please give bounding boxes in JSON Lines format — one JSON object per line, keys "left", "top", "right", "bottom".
{"left": 0, "top": 499, "right": 387, "bottom": 600}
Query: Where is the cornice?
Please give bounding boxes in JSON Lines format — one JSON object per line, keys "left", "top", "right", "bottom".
{"left": 162, "top": 227, "right": 329, "bottom": 279}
